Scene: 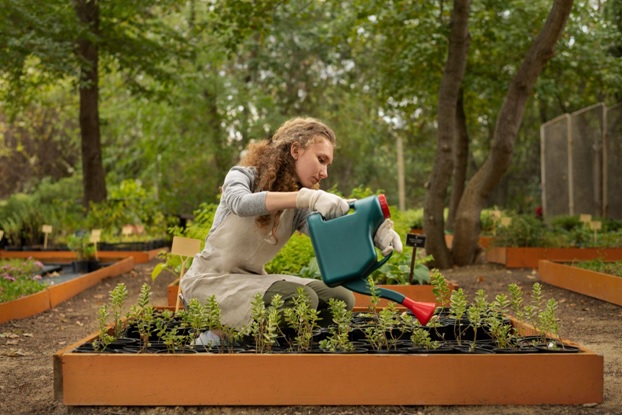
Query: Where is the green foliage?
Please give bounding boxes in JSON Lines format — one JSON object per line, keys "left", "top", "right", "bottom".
{"left": 265, "top": 232, "right": 315, "bottom": 276}
{"left": 66, "top": 234, "right": 97, "bottom": 261}
{"left": 449, "top": 288, "right": 468, "bottom": 344}
{"left": 430, "top": 268, "right": 451, "bottom": 308}
{"left": 318, "top": 298, "right": 354, "bottom": 352}
{"left": 93, "top": 305, "right": 115, "bottom": 352}
{"left": 0, "top": 257, "right": 48, "bottom": 303}
{"left": 86, "top": 179, "right": 170, "bottom": 241}
{"left": 492, "top": 213, "right": 622, "bottom": 249}
{"left": 282, "top": 287, "right": 320, "bottom": 352}
{"left": 248, "top": 293, "right": 283, "bottom": 353}
{"left": 130, "top": 284, "right": 155, "bottom": 352}
{"left": 573, "top": 259, "right": 622, "bottom": 278}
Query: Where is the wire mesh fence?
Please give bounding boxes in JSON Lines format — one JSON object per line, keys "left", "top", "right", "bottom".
{"left": 541, "top": 102, "right": 621, "bottom": 220}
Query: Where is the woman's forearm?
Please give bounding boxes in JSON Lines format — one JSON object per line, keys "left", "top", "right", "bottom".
{"left": 265, "top": 191, "right": 299, "bottom": 212}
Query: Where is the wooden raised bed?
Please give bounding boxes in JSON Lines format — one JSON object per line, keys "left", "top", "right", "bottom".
{"left": 0, "top": 247, "right": 164, "bottom": 264}
{"left": 486, "top": 246, "right": 622, "bottom": 269}
{"left": 538, "top": 260, "right": 622, "bottom": 307}
{"left": 53, "top": 317, "right": 603, "bottom": 406}
{"left": 167, "top": 279, "right": 458, "bottom": 309}
{"left": 0, "top": 257, "right": 134, "bottom": 324}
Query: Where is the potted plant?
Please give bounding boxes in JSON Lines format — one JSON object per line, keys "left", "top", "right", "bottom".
{"left": 67, "top": 233, "right": 99, "bottom": 273}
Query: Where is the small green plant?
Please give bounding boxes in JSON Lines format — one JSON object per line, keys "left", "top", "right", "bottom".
{"left": 537, "top": 298, "right": 561, "bottom": 347}
{"left": 431, "top": 268, "right": 451, "bottom": 309}
{"left": 130, "top": 284, "right": 155, "bottom": 352}
{"left": 410, "top": 324, "right": 440, "bottom": 350}
{"left": 466, "top": 289, "right": 488, "bottom": 350}
{"left": 283, "top": 287, "right": 320, "bottom": 352}
{"left": 91, "top": 283, "right": 128, "bottom": 352}
{"left": 318, "top": 298, "right": 354, "bottom": 352}
{"left": 449, "top": 288, "right": 468, "bottom": 345}
{"left": 154, "top": 309, "right": 184, "bottom": 353}
{"left": 151, "top": 250, "right": 186, "bottom": 282}
{"left": 485, "top": 293, "right": 515, "bottom": 349}
{"left": 93, "top": 305, "right": 115, "bottom": 352}
{"left": 109, "top": 283, "right": 129, "bottom": 339}
{"left": 67, "top": 233, "right": 97, "bottom": 261}
{"left": 248, "top": 293, "right": 283, "bottom": 353}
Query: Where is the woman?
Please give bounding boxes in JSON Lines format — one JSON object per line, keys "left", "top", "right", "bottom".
{"left": 180, "top": 117, "right": 401, "bottom": 330}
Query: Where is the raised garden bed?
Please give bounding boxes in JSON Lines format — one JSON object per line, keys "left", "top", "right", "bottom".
{"left": 53, "top": 313, "right": 603, "bottom": 406}
{"left": 0, "top": 246, "right": 164, "bottom": 264}
{"left": 0, "top": 257, "right": 134, "bottom": 324}
{"left": 538, "top": 260, "right": 622, "bottom": 307}
{"left": 166, "top": 279, "right": 459, "bottom": 309}
{"left": 486, "top": 246, "right": 622, "bottom": 269}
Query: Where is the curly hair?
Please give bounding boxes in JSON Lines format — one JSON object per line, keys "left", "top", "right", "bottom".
{"left": 239, "top": 117, "right": 337, "bottom": 235}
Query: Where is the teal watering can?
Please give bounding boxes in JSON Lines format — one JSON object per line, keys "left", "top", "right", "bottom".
{"left": 307, "top": 194, "right": 436, "bottom": 325}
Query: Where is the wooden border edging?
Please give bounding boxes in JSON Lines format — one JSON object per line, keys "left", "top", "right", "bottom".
{"left": 0, "top": 257, "right": 134, "bottom": 324}
{"left": 538, "top": 260, "right": 622, "bottom": 306}
{"left": 53, "top": 320, "right": 603, "bottom": 406}
{"left": 0, "top": 248, "right": 164, "bottom": 264}
{"left": 486, "top": 247, "right": 622, "bottom": 268}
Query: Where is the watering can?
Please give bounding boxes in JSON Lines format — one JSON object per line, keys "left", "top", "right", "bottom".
{"left": 307, "top": 194, "right": 436, "bottom": 325}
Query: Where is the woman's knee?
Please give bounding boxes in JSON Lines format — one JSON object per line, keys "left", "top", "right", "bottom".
{"left": 264, "top": 281, "right": 319, "bottom": 310}
{"left": 306, "top": 280, "right": 355, "bottom": 310}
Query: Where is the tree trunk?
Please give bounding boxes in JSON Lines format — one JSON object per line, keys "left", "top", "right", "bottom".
{"left": 447, "top": 88, "right": 469, "bottom": 231}
{"left": 451, "top": 0, "right": 574, "bottom": 266}
{"left": 74, "top": 0, "right": 107, "bottom": 208}
{"left": 423, "top": 0, "right": 471, "bottom": 269}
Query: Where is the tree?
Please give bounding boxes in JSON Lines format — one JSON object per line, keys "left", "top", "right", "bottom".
{"left": 425, "top": 0, "right": 575, "bottom": 267}
{"left": 1, "top": 0, "right": 191, "bottom": 207}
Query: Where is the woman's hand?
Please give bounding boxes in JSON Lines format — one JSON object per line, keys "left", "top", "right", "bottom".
{"left": 296, "top": 188, "right": 349, "bottom": 219}
{"left": 374, "top": 219, "right": 403, "bottom": 256}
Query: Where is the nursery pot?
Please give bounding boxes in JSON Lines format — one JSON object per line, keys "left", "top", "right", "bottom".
{"left": 308, "top": 194, "right": 435, "bottom": 325}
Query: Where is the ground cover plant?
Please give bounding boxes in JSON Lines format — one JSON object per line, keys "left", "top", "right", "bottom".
{"left": 571, "top": 259, "right": 622, "bottom": 278}
{"left": 0, "top": 257, "right": 49, "bottom": 303}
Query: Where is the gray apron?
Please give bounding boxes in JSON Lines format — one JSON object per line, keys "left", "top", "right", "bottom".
{"left": 180, "top": 209, "right": 312, "bottom": 328}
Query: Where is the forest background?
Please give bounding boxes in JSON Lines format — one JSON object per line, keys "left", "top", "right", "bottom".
{"left": 1, "top": 0, "right": 621, "bottom": 267}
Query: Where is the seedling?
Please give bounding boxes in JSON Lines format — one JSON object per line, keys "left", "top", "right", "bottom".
{"left": 449, "top": 288, "right": 468, "bottom": 345}
{"left": 283, "top": 287, "right": 320, "bottom": 352}
{"left": 248, "top": 293, "right": 283, "bottom": 353}
{"left": 318, "top": 298, "right": 354, "bottom": 352}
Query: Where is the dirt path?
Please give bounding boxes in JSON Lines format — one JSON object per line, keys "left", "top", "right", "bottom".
{"left": 1, "top": 260, "right": 620, "bottom": 414}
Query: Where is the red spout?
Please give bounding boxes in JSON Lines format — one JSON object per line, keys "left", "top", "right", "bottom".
{"left": 401, "top": 298, "right": 436, "bottom": 325}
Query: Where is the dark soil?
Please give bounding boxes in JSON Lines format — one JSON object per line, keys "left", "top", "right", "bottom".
{"left": 1, "top": 259, "right": 620, "bottom": 414}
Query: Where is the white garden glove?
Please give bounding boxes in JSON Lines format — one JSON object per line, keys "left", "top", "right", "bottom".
{"left": 296, "top": 188, "right": 350, "bottom": 220}
{"left": 374, "top": 219, "right": 403, "bottom": 256}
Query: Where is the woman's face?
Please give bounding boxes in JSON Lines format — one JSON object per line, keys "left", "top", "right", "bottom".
{"left": 291, "top": 136, "right": 334, "bottom": 188}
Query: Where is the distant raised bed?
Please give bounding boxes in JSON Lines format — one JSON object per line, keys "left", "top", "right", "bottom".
{"left": 0, "top": 257, "right": 134, "bottom": 324}
{"left": 486, "top": 247, "right": 622, "bottom": 269}
{"left": 538, "top": 260, "right": 622, "bottom": 307}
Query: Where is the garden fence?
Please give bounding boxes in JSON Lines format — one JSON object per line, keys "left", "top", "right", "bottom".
{"left": 541, "top": 102, "right": 622, "bottom": 221}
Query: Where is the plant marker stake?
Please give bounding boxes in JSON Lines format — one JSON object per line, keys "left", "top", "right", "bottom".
{"left": 406, "top": 233, "right": 426, "bottom": 285}
{"left": 170, "top": 236, "right": 202, "bottom": 312}
{"left": 590, "top": 221, "right": 601, "bottom": 244}
{"left": 42, "top": 225, "right": 52, "bottom": 249}
{"left": 122, "top": 225, "right": 133, "bottom": 241}
{"left": 90, "top": 229, "right": 101, "bottom": 260}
